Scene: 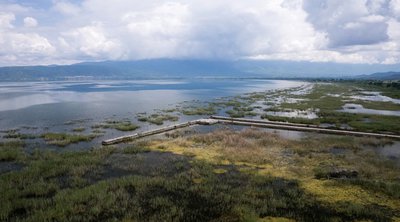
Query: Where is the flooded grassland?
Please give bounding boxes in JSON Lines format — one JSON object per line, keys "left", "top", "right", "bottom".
{"left": 1, "top": 80, "right": 400, "bottom": 221}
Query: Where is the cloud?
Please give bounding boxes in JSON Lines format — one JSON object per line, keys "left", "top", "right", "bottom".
{"left": 0, "top": 0, "right": 399, "bottom": 65}
{"left": 302, "top": 0, "right": 390, "bottom": 47}
{"left": 0, "top": 12, "right": 15, "bottom": 29}
{"left": 23, "top": 16, "right": 38, "bottom": 27}
{"left": 60, "top": 23, "right": 121, "bottom": 59}
{"left": 52, "top": 1, "right": 81, "bottom": 15}
{"left": 390, "top": 0, "right": 400, "bottom": 18}
{"left": 120, "top": 2, "right": 191, "bottom": 59}
{"left": 0, "top": 31, "right": 55, "bottom": 65}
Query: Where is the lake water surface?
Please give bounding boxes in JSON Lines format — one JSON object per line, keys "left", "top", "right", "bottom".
{"left": 0, "top": 79, "right": 303, "bottom": 129}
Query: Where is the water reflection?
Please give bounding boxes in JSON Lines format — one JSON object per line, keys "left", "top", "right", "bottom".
{"left": 0, "top": 79, "right": 304, "bottom": 128}
{"left": 351, "top": 91, "right": 400, "bottom": 104}
{"left": 378, "top": 142, "right": 400, "bottom": 161}
{"left": 340, "top": 103, "right": 400, "bottom": 116}
{"left": 265, "top": 109, "right": 318, "bottom": 119}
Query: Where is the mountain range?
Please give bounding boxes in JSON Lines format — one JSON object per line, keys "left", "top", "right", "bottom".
{"left": 355, "top": 71, "right": 400, "bottom": 80}
{"left": 0, "top": 59, "right": 399, "bottom": 81}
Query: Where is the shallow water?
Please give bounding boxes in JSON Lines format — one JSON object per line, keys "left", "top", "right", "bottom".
{"left": 351, "top": 91, "right": 400, "bottom": 104}
{"left": 265, "top": 109, "right": 318, "bottom": 119}
{"left": 377, "top": 142, "right": 400, "bottom": 161}
{"left": 340, "top": 103, "right": 400, "bottom": 116}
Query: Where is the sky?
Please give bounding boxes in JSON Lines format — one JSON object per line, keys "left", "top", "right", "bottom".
{"left": 0, "top": 0, "right": 400, "bottom": 66}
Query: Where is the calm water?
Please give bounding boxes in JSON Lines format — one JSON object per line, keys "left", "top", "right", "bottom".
{"left": 341, "top": 103, "right": 400, "bottom": 116}
{"left": 0, "top": 79, "right": 303, "bottom": 129}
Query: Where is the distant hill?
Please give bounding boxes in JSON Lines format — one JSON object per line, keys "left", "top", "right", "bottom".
{"left": 1, "top": 59, "right": 400, "bottom": 81}
{"left": 0, "top": 60, "right": 244, "bottom": 81}
{"left": 355, "top": 71, "right": 400, "bottom": 80}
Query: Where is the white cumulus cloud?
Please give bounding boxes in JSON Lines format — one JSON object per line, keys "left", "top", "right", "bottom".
{"left": 0, "top": 0, "right": 399, "bottom": 65}
{"left": 23, "top": 16, "right": 38, "bottom": 27}
{"left": 0, "top": 12, "right": 15, "bottom": 29}
{"left": 60, "top": 23, "right": 122, "bottom": 59}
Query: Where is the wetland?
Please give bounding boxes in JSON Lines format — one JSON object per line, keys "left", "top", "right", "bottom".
{"left": 1, "top": 79, "right": 400, "bottom": 221}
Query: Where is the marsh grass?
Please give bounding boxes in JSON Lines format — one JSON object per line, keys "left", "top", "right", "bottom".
{"left": 123, "top": 144, "right": 151, "bottom": 154}
{"left": 347, "top": 115, "right": 400, "bottom": 133}
{"left": 137, "top": 113, "right": 179, "bottom": 125}
{"left": 2, "top": 81, "right": 400, "bottom": 221}
{"left": 64, "top": 119, "right": 90, "bottom": 125}
{"left": 168, "top": 82, "right": 400, "bottom": 133}
{"left": 355, "top": 100, "right": 400, "bottom": 111}
{"left": 114, "top": 123, "right": 140, "bottom": 131}
{"left": 338, "top": 179, "right": 400, "bottom": 199}
{"left": 262, "top": 107, "right": 400, "bottom": 133}
{"left": 1, "top": 127, "right": 399, "bottom": 221}
{"left": 148, "top": 128, "right": 400, "bottom": 218}
{"left": 91, "top": 129, "right": 106, "bottom": 134}
{"left": 1, "top": 151, "right": 395, "bottom": 221}
{"left": 181, "top": 105, "right": 217, "bottom": 115}
{"left": 161, "top": 108, "right": 178, "bottom": 113}
{"left": 356, "top": 80, "right": 400, "bottom": 99}
{"left": 3, "top": 133, "right": 37, "bottom": 140}
{"left": 72, "top": 127, "right": 85, "bottom": 132}
{"left": 226, "top": 106, "right": 257, "bottom": 118}
{"left": 0, "top": 147, "right": 116, "bottom": 221}
{"left": 92, "top": 120, "right": 139, "bottom": 131}
{"left": 270, "top": 83, "right": 400, "bottom": 133}
{"left": 281, "top": 95, "right": 345, "bottom": 111}
{"left": 0, "top": 141, "right": 25, "bottom": 161}
{"left": 41, "top": 133, "right": 97, "bottom": 147}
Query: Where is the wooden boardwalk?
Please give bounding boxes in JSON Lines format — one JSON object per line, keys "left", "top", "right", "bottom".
{"left": 102, "top": 116, "right": 400, "bottom": 145}
{"left": 210, "top": 116, "right": 400, "bottom": 140}
{"left": 102, "top": 119, "right": 218, "bottom": 145}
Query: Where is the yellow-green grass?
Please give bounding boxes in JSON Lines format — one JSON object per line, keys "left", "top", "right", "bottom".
{"left": 145, "top": 128, "right": 400, "bottom": 215}
{"left": 1, "top": 128, "right": 399, "bottom": 221}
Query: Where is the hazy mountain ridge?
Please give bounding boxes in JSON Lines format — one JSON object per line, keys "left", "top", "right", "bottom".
{"left": 355, "top": 71, "right": 400, "bottom": 80}
{"left": 1, "top": 59, "right": 400, "bottom": 81}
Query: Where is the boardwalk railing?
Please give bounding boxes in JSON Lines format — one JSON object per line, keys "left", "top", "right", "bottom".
{"left": 102, "top": 119, "right": 218, "bottom": 145}
{"left": 210, "top": 115, "right": 400, "bottom": 140}
{"left": 102, "top": 116, "right": 400, "bottom": 145}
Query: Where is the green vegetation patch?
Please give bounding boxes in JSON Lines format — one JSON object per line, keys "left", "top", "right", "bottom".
{"left": 3, "top": 133, "right": 37, "bottom": 140}
{"left": 181, "top": 105, "right": 217, "bottom": 115}
{"left": 226, "top": 106, "right": 257, "bottom": 118}
{"left": 262, "top": 82, "right": 400, "bottom": 133}
{"left": 137, "top": 113, "right": 179, "bottom": 125}
{"left": 354, "top": 100, "right": 400, "bottom": 111}
{"left": 2, "top": 126, "right": 400, "bottom": 221}
{"left": 72, "top": 127, "right": 85, "bottom": 132}
{"left": 358, "top": 80, "right": 400, "bottom": 99}
{"left": 151, "top": 128, "right": 400, "bottom": 218}
{"left": 122, "top": 143, "right": 151, "bottom": 154}
{"left": 347, "top": 114, "right": 400, "bottom": 133}
{"left": 41, "top": 133, "right": 97, "bottom": 147}
{"left": 280, "top": 95, "right": 345, "bottom": 111}
{"left": 0, "top": 148, "right": 396, "bottom": 221}
{"left": 64, "top": 119, "right": 90, "bottom": 125}
{"left": 0, "top": 141, "right": 25, "bottom": 161}
{"left": 92, "top": 120, "right": 139, "bottom": 131}
{"left": 0, "top": 147, "right": 116, "bottom": 221}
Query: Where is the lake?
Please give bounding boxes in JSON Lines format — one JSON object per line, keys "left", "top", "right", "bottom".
{"left": 0, "top": 79, "right": 303, "bottom": 130}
